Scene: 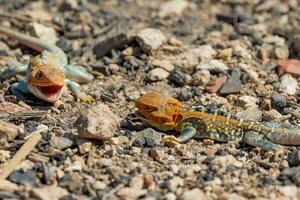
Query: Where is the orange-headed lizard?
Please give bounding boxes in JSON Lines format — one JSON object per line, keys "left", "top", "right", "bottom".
{"left": 135, "top": 92, "right": 300, "bottom": 152}
{"left": 0, "top": 26, "right": 94, "bottom": 103}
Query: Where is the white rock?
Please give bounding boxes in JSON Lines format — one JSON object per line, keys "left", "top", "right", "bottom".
{"left": 151, "top": 59, "right": 175, "bottom": 72}
{"left": 211, "top": 155, "right": 242, "bottom": 172}
{"left": 233, "top": 45, "right": 252, "bottom": 59}
{"left": 196, "top": 59, "right": 228, "bottom": 73}
{"left": 277, "top": 185, "right": 298, "bottom": 197}
{"left": 28, "top": 23, "right": 58, "bottom": 45}
{"left": 236, "top": 96, "right": 258, "bottom": 108}
{"left": 192, "top": 70, "right": 211, "bottom": 85}
{"left": 148, "top": 68, "right": 169, "bottom": 81}
{"left": 135, "top": 28, "right": 167, "bottom": 53}
{"left": 163, "top": 193, "right": 177, "bottom": 200}
{"left": 158, "top": 0, "right": 188, "bottom": 18}
{"left": 168, "top": 176, "right": 184, "bottom": 192}
{"left": 31, "top": 186, "right": 68, "bottom": 200}
{"left": 172, "top": 45, "right": 217, "bottom": 70}
{"left": 0, "top": 180, "right": 19, "bottom": 192}
{"left": 181, "top": 188, "right": 207, "bottom": 200}
{"left": 117, "top": 187, "right": 147, "bottom": 199}
{"left": 279, "top": 74, "right": 298, "bottom": 95}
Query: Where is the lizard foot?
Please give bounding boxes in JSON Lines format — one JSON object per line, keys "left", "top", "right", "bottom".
{"left": 163, "top": 135, "right": 180, "bottom": 147}
{"left": 77, "top": 95, "right": 95, "bottom": 103}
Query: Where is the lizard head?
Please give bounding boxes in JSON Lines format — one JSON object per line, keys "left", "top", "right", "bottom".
{"left": 135, "top": 92, "right": 184, "bottom": 131}
{"left": 26, "top": 51, "right": 65, "bottom": 102}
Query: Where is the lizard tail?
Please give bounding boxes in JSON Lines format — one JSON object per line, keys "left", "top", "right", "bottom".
{"left": 264, "top": 127, "right": 300, "bottom": 146}
{"left": 0, "top": 26, "right": 68, "bottom": 66}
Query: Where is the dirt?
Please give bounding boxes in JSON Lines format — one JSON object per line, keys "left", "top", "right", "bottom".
{"left": 1, "top": 0, "right": 300, "bottom": 199}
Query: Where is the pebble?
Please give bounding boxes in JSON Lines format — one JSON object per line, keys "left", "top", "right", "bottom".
{"left": 28, "top": 22, "right": 58, "bottom": 45}
{"left": 9, "top": 170, "right": 37, "bottom": 186}
{"left": 117, "top": 187, "right": 147, "bottom": 199}
{"left": 168, "top": 68, "right": 189, "bottom": 86}
{"left": 277, "top": 185, "right": 298, "bottom": 198}
{"left": 77, "top": 139, "right": 92, "bottom": 154}
{"left": 149, "top": 147, "right": 165, "bottom": 162}
{"left": 219, "top": 70, "right": 242, "bottom": 95}
{"left": 132, "top": 128, "right": 162, "bottom": 148}
{"left": 158, "top": 0, "right": 188, "bottom": 18}
{"left": 192, "top": 70, "right": 211, "bottom": 85}
{"left": 172, "top": 45, "right": 217, "bottom": 70}
{"left": 270, "top": 94, "right": 287, "bottom": 109}
{"left": 50, "top": 136, "right": 73, "bottom": 150}
{"left": 59, "top": 0, "right": 78, "bottom": 11}
{"left": 236, "top": 96, "right": 258, "bottom": 108}
{"left": 233, "top": 45, "right": 252, "bottom": 59}
{"left": 0, "top": 120, "right": 23, "bottom": 140}
{"left": 148, "top": 68, "right": 170, "bottom": 81}
{"left": 168, "top": 176, "right": 184, "bottom": 192}
{"left": 274, "top": 46, "right": 289, "bottom": 59}
{"left": 216, "top": 48, "right": 233, "bottom": 60}
{"left": 210, "top": 155, "right": 242, "bottom": 172}
{"left": 181, "top": 188, "right": 207, "bottom": 200}
{"left": 0, "top": 180, "right": 18, "bottom": 192}
{"left": 127, "top": 91, "right": 140, "bottom": 101}
{"left": 277, "top": 59, "right": 300, "bottom": 76}
{"left": 178, "top": 90, "right": 193, "bottom": 101}
{"left": 135, "top": 28, "right": 167, "bottom": 53}
{"left": 163, "top": 193, "right": 177, "bottom": 200}
{"left": 288, "top": 150, "right": 300, "bottom": 167}
{"left": 279, "top": 74, "right": 298, "bottom": 95}
{"left": 236, "top": 107, "right": 262, "bottom": 121}
{"left": 75, "top": 103, "right": 120, "bottom": 141}
{"left": 262, "top": 109, "right": 283, "bottom": 121}
{"left": 196, "top": 59, "right": 228, "bottom": 73}
{"left": 0, "top": 102, "right": 30, "bottom": 113}
{"left": 205, "top": 76, "right": 227, "bottom": 93}
{"left": 151, "top": 59, "right": 175, "bottom": 72}
{"left": 31, "top": 186, "right": 69, "bottom": 200}
{"left": 238, "top": 63, "right": 259, "bottom": 83}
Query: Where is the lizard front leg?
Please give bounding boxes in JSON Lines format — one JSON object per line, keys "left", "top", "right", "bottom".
{"left": 65, "top": 79, "right": 94, "bottom": 103}
{"left": 63, "top": 65, "right": 94, "bottom": 84}
{"left": 244, "top": 131, "right": 284, "bottom": 152}
{"left": 163, "top": 123, "right": 197, "bottom": 145}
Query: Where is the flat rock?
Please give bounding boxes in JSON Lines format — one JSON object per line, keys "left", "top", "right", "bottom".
{"left": 135, "top": 28, "right": 167, "bottom": 53}
{"left": 151, "top": 59, "right": 175, "bottom": 72}
{"left": 132, "top": 128, "right": 162, "bottom": 148}
{"left": 279, "top": 74, "right": 298, "bottom": 95}
{"left": 75, "top": 103, "right": 120, "bottom": 141}
{"left": 0, "top": 180, "right": 19, "bottom": 192}
{"left": 270, "top": 93, "right": 287, "bottom": 109}
{"left": 148, "top": 68, "right": 170, "bottom": 81}
{"left": 0, "top": 102, "right": 29, "bottom": 113}
{"left": 158, "top": 0, "right": 188, "bottom": 18}
{"left": 31, "top": 186, "right": 69, "bottom": 200}
{"left": 205, "top": 76, "right": 227, "bottom": 93}
{"left": 0, "top": 120, "right": 23, "bottom": 140}
{"left": 117, "top": 187, "right": 147, "bottom": 199}
{"left": 277, "top": 185, "right": 298, "bottom": 198}
{"left": 236, "top": 96, "right": 258, "bottom": 108}
{"left": 9, "top": 170, "right": 37, "bottom": 186}
{"left": 181, "top": 188, "right": 208, "bottom": 200}
{"left": 278, "top": 59, "right": 300, "bottom": 76}
{"left": 28, "top": 23, "right": 58, "bottom": 45}
{"left": 196, "top": 59, "right": 228, "bottom": 73}
{"left": 236, "top": 107, "right": 262, "bottom": 121}
{"left": 219, "top": 70, "right": 242, "bottom": 95}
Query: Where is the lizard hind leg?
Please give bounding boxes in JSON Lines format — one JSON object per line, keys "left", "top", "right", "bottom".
{"left": 244, "top": 131, "right": 284, "bottom": 153}
{"left": 163, "top": 124, "right": 197, "bottom": 146}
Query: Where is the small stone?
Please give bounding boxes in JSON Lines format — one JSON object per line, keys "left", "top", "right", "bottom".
{"left": 130, "top": 176, "right": 144, "bottom": 189}
{"left": 108, "top": 64, "right": 120, "bottom": 73}
{"left": 236, "top": 107, "right": 262, "bottom": 121}
{"left": 168, "top": 176, "right": 184, "bottom": 192}
{"left": 77, "top": 139, "right": 92, "bottom": 154}
{"left": 168, "top": 68, "right": 188, "bottom": 86}
{"left": 205, "top": 76, "right": 227, "bottom": 93}
{"left": 236, "top": 96, "right": 258, "bottom": 108}
{"left": 238, "top": 63, "right": 259, "bottom": 83}
{"left": 181, "top": 188, "right": 207, "bottom": 200}
{"left": 257, "top": 48, "right": 269, "bottom": 65}
{"left": 132, "top": 128, "right": 162, "bottom": 148}
{"left": 149, "top": 147, "right": 165, "bottom": 162}
{"left": 0, "top": 180, "right": 18, "bottom": 192}
{"left": 288, "top": 150, "right": 300, "bottom": 167}
{"left": 135, "top": 28, "right": 167, "bottom": 53}
{"left": 196, "top": 59, "right": 228, "bottom": 73}
{"left": 219, "top": 70, "right": 242, "bottom": 95}
{"left": 274, "top": 46, "right": 289, "bottom": 59}
{"left": 0, "top": 102, "right": 30, "bottom": 113}
{"left": 117, "top": 187, "right": 147, "bottom": 199}
{"left": 9, "top": 170, "right": 37, "bottom": 186}
{"left": 127, "top": 91, "right": 140, "bottom": 101}
{"left": 216, "top": 48, "right": 233, "bottom": 60}
{"left": 31, "top": 186, "right": 69, "bottom": 200}
{"left": 170, "top": 164, "right": 179, "bottom": 174}
{"left": 148, "top": 68, "right": 170, "bottom": 81}
{"left": 122, "top": 47, "right": 133, "bottom": 56}
{"left": 75, "top": 103, "right": 120, "bottom": 141}
{"left": 178, "top": 90, "right": 193, "bottom": 101}
{"left": 151, "top": 59, "right": 175, "bottom": 72}
{"left": 163, "top": 193, "right": 177, "bottom": 200}
{"left": 59, "top": 0, "right": 78, "bottom": 11}
{"left": 279, "top": 74, "right": 298, "bottom": 95}
{"left": 50, "top": 136, "right": 73, "bottom": 150}
{"left": 233, "top": 45, "right": 252, "bottom": 59}
{"left": 262, "top": 109, "right": 283, "bottom": 121}
{"left": 270, "top": 94, "right": 286, "bottom": 109}
{"left": 158, "top": 0, "right": 188, "bottom": 18}
{"left": 0, "top": 120, "right": 23, "bottom": 140}
{"left": 277, "top": 59, "right": 300, "bottom": 76}
{"left": 277, "top": 185, "right": 298, "bottom": 198}
{"left": 28, "top": 23, "right": 58, "bottom": 45}
{"left": 192, "top": 70, "right": 211, "bottom": 85}
{"left": 93, "top": 181, "right": 106, "bottom": 190}
{"left": 210, "top": 155, "right": 242, "bottom": 172}
{"left": 168, "top": 37, "right": 182, "bottom": 46}
{"left": 172, "top": 45, "right": 217, "bottom": 69}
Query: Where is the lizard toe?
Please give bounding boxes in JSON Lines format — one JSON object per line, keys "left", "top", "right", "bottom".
{"left": 163, "top": 135, "right": 180, "bottom": 147}
{"left": 77, "top": 95, "right": 95, "bottom": 103}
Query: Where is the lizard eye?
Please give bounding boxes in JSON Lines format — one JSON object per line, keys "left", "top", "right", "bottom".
{"left": 36, "top": 71, "right": 43, "bottom": 79}
{"left": 145, "top": 106, "right": 154, "bottom": 112}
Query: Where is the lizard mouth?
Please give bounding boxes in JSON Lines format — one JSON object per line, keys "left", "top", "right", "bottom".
{"left": 36, "top": 85, "right": 63, "bottom": 100}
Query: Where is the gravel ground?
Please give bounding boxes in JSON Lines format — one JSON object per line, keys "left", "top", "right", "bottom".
{"left": 1, "top": 0, "right": 300, "bottom": 199}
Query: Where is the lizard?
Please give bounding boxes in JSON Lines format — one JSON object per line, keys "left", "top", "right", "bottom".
{"left": 0, "top": 26, "right": 94, "bottom": 103}
{"left": 135, "top": 92, "right": 300, "bottom": 152}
